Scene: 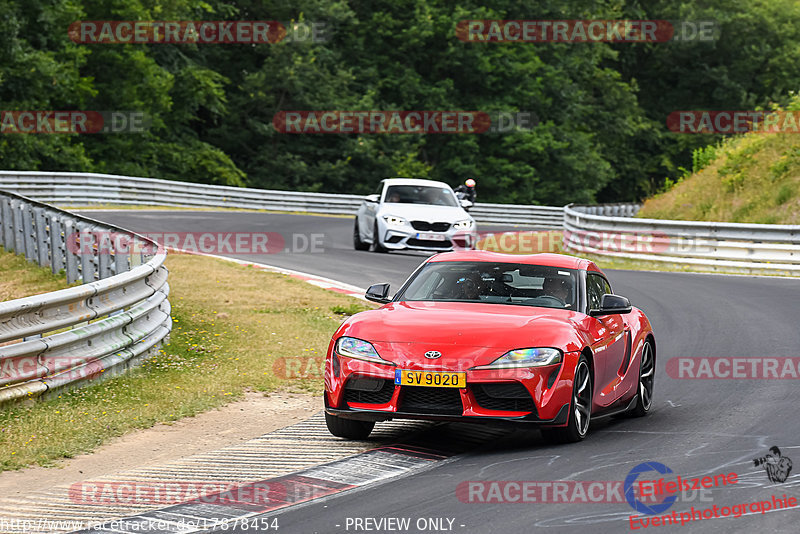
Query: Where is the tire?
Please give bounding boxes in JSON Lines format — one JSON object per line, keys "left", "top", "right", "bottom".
{"left": 353, "top": 218, "right": 369, "bottom": 251}
{"left": 541, "top": 354, "right": 592, "bottom": 443}
{"left": 371, "top": 222, "right": 387, "bottom": 253}
{"left": 325, "top": 412, "right": 375, "bottom": 440}
{"left": 629, "top": 340, "right": 655, "bottom": 417}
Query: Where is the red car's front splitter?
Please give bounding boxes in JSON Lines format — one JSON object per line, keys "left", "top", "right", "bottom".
{"left": 324, "top": 352, "right": 580, "bottom": 428}
{"left": 324, "top": 396, "right": 570, "bottom": 427}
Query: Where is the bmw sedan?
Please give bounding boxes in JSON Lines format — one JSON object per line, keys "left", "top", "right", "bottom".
{"left": 353, "top": 178, "right": 477, "bottom": 252}
{"left": 324, "top": 251, "right": 655, "bottom": 443}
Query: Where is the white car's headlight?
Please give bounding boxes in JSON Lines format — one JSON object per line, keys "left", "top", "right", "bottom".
{"left": 335, "top": 336, "right": 394, "bottom": 365}
{"left": 453, "top": 219, "right": 474, "bottom": 230}
{"left": 471, "top": 348, "right": 562, "bottom": 369}
{"left": 383, "top": 215, "right": 407, "bottom": 227}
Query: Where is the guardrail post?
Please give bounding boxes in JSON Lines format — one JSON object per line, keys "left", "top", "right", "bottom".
{"left": 49, "top": 213, "right": 65, "bottom": 275}
{"left": 0, "top": 199, "right": 4, "bottom": 250}
{"left": 22, "top": 204, "right": 36, "bottom": 262}
{"left": 63, "top": 218, "right": 79, "bottom": 283}
{"left": 12, "top": 200, "right": 25, "bottom": 256}
{"left": 114, "top": 232, "right": 129, "bottom": 275}
{"left": 130, "top": 237, "right": 143, "bottom": 267}
{"left": 0, "top": 197, "right": 11, "bottom": 251}
{"left": 34, "top": 207, "right": 49, "bottom": 267}
{"left": 77, "top": 222, "right": 97, "bottom": 283}
{"left": 97, "top": 229, "right": 112, "bottom": 279}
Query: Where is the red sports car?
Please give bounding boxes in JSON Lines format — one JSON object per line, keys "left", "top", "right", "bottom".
{"left": 324, "top": 251, "right": 655, "bottom": 443}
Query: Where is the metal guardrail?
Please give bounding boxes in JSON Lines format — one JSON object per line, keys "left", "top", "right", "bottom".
{"left": 0, "top": 171, "right": 564, "bottom": 228}
{"left": 0, "top": 190, "right": 171, "bottom": 405}
{"left": 563, "top": 204, "right": 800, "bottom": 272}
{"left": 6, "top": 169, "right": 795, "bottom": 276}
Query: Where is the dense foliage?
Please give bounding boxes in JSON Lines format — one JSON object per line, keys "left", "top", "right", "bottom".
{"left": 2, "top": 0, "right": 799, "bottom": 205}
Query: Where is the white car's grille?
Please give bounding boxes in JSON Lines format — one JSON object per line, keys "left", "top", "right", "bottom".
{"left": 410, "top": 221, "right": 451, "bottom": 232}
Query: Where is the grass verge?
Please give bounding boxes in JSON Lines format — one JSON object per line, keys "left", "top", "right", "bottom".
{"left": 637, "top": 132, "right": 800, "bottom": 224}
{"left": 0, "top": 247, "right": 74, "bottom": 301}
{"left": 0, "top": 253, "right": 374, "bottom": 471}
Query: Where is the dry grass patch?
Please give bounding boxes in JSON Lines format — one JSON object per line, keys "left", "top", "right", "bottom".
{"left": 638, "top": 133, "right": 800, "bottom": 224}
{"left": 0, "top": 247, "right": 74, "bottom": 302}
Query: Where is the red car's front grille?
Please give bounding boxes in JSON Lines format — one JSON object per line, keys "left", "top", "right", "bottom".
{"left": 399, "top": 386, "right": 463, "bottom": 415}
{"left": 471, "top": 382, "right": 537, "bottom": 414}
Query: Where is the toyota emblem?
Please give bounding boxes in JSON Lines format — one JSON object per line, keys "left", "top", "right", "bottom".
{"left": 424, "top": 351, "right": 442, "bottom": 359}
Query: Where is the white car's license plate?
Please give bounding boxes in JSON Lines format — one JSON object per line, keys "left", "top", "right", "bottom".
{"left": 416, "top": 232, "right": 446, "bottom": 241}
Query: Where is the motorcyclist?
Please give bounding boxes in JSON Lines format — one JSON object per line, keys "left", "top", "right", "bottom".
{"left": 455, "top": 179, "right": 477, "bottom": 204}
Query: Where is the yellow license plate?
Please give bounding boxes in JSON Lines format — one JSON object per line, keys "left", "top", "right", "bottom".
{"left": 395, "top": 369, "right": 466, "bottom": 388}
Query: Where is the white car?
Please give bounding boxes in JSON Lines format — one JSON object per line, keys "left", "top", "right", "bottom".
{"left": 353, "top": 178, "right": 477, "bottom": 252}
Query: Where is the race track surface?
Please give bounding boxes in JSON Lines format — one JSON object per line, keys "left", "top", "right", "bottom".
{"left": 81, "top": 210, "right": 800, "bottom": 534}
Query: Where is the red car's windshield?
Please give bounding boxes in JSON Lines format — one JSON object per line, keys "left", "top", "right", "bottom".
{"left": 396, "top": 261, "right": 578, "bottom": 309}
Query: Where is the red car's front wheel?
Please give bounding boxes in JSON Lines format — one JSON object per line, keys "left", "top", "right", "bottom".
{"left": 630, "top": 340, "right": 655, "bottom": 417}
{"left": 541, "top": 355, "right": 592, "bottom": 443}
{"left": 325, "top": 412, "right": 375, "bottom": 440}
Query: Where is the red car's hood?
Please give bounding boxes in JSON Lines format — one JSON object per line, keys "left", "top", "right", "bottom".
{"left": 339, "top": 301, "right": 585, "bottom": 365}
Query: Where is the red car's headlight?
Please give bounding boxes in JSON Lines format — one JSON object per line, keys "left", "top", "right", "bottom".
{"left": 471, "top": 348, "right": 562, "bottom": 370}
{"left": 335, "top": 336, "right": 394, "bottom": 365}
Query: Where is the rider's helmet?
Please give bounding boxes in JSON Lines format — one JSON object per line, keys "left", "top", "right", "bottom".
{"left": 465, "top": 178, "right": 476, "bottom": 188}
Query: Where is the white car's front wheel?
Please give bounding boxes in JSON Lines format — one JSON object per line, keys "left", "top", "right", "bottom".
{"left": 353, "top": 218, "right": 369, "bottom": 251}
{"left": 371, "top": 222, "right": 387, "bottom": 253}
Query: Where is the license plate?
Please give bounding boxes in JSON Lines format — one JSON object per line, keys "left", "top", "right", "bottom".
{"left": 394, "top": 369, "right": 466, "bottom": 388}
{"left": 416, "top": 232, "right": 446, "bottom": 241}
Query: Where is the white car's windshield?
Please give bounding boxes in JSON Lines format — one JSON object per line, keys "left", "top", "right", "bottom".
{"left": 397, "top": 261, "right": 578, "bottom": 309}
{"left": 384, "top": 185, "right": 459, "bottom": 207}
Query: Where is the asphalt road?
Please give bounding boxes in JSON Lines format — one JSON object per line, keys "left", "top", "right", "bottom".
{"left": 78, "top": 210, "right": 524, "bottom": 289}
{"left": 81, "top": 210, "right": 800, "bottom": 534}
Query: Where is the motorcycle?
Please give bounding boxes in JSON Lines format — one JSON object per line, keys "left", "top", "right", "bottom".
{"left": 455, "top": 185, "right": 475, "bottom": 211}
